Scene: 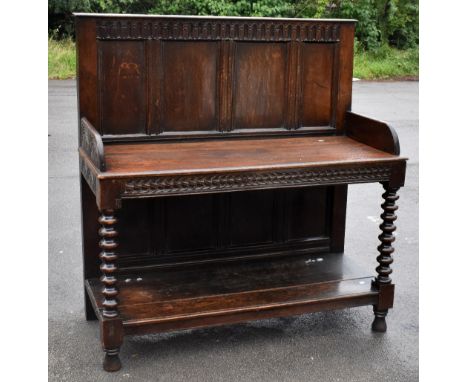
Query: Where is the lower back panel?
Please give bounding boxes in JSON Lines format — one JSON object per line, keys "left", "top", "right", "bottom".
{"left": 118, "top": 186, "right": 341, "bottom": 269}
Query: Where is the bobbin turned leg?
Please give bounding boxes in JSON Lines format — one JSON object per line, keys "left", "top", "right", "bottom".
{"left": 98, "top": 209, "right": 123, "bottom": 371}
{"left": 371, "top": 183, "right": 399, "bottom": 333}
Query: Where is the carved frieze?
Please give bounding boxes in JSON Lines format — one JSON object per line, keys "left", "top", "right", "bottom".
{"left": 96, "top": 19, "right": 340, "bottom": 42}
{"left": 122, "top": 166, "right": 393, "bottom": 198}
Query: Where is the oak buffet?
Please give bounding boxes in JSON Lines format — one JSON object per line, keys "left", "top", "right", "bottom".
{"left": 75, "top": 13, "right": 407, "bottom": 371}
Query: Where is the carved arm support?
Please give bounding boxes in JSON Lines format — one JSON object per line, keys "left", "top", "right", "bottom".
{"left": 80, "top": 117, "right": 106, "bottom": 171}
{"left": 345, "top": 111, "right": 400, "bottom": 155}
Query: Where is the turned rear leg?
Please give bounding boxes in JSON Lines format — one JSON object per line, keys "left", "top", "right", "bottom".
{"left": 99, "top": 209, "right": 123, "bottom": 371}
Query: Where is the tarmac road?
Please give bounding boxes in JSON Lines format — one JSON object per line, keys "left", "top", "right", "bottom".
{"left": 48, "top": 80, "right": 418, "bottom": 382}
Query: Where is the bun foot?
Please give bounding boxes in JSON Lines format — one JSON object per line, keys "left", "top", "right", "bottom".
{"left": 371, "top": 309, "right": 388, "bottom": 333}
{"left": 103, "top": 351, "right": 121, "bottom": 372}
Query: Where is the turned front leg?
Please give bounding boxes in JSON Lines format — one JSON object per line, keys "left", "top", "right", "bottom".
{"left": 98, "top": 209, "right": 123, "bottom": 371}
{"left": 372, "top": 183, "right": 399, "bottom": 332}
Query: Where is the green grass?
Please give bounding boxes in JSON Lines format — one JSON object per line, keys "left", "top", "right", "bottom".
{"left": 48, "top": 38, "right": 76, "bottom": 79}
{"left": 47, "top": 39, "right": 418, "bottom": 81}
{"left": 353, "top": 46, "right": 419, "bottom": 80}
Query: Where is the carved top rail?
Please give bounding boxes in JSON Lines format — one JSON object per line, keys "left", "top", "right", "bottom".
{"left": 73, "top": 13, "right": 356, "bottom": 43}
{"left": 95, "top": 18, "right": 342, "bottom": 42}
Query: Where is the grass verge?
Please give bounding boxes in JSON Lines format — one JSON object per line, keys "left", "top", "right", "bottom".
{"left": 48, "top": 38, "right": 76, "bottom": 79}
{"left": 353, "top": 46, "right": 419, "bottom": 80}
{"left": 48, "top": 39, "right": 418, "bottom": 81}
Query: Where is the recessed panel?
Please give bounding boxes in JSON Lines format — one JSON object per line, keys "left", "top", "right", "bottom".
{"left": 286, "top": 187, "right": 329, "bottom": 240}
{"left": 118, "top": 199, "right": 153, "bottom": 256}
{"left": 301, "top": 43, "right": 335, "bottom": 126}
{"left": 229, "top": 190, "right": 276, "bottom": 246}
{"left": 161, "top": 41, "right": 218, "bottom": 132}
{"left": 164, "top": 195, "right": 217, "bottom": 252}
{"left": 99, "top": 41, "right": 147, "bottom": 135}
{"left": 233, "top": 42, "right": 287, "bottom": 130}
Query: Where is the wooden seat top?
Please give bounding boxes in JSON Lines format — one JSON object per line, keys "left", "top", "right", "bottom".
{"left": 102, "top": 136, "right": 404, "bottom": 178}
{"left": 75, "top": 14, "right": 406, "bottom": 209}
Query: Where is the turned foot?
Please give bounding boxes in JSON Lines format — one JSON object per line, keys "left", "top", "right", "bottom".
{"left": 371, "top": 308, "right": 388, "bottom": 333}
{"left": 103, "top": 349, "right": 121, "bottom": 372}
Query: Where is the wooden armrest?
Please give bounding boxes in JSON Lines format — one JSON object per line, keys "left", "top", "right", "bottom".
{"left": 80, "top": 118, "right": 105, "bottom": 171}
{"left": 345, "top": 111, "right": 400, "bottom": 155}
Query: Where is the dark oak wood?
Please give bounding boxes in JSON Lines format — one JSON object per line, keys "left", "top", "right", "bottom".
{"left": 78, "top": 122, "right": 405, "bottom": 210}
{"left": 345, "top": 111, "right": 400, "bottom": 155}
{"left": 80, "top": 118, "right": 105, "bottom": 170}
{"left": 98, "top": 210, "right": 119, "bottom": 319}
{"left": 371, "top": 183, "right": 399, "bottom": 332}
{"left": 86, "top": 253, "right": 378, "bottom": 334}
{"left": 80, "top": 174, "right": 100, "bottom": 321}
{"left": 76, "top": 17, "right": 98, "bottom": 129}
{"left": 76, "top": 13, "right": 354, "bottom": 142}
{"left": 103, "top": 135, "right": 400, "bottom": 175}
{"left": 75, "top": 13, "right": 407, "bottom": 371}
{"left": 97, "top": 209, "right": 123, "bottom": 371}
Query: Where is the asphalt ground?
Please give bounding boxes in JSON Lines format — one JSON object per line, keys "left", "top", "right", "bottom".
{"left": 49, "top": 80, "right": 418, "bottom": 382}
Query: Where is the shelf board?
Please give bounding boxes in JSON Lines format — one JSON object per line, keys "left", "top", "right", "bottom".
{"left": 86, "top": 253, "right": 378, "bottom": 334}
{"left": 102, "top": 135, "right": 402, "bottom": 177}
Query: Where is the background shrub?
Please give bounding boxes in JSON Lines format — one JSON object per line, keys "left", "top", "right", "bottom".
{"left": 49, "top": 0, "right": 418, "bottom": 50}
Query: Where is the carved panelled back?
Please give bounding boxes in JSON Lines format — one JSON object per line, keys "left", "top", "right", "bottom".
{"left": 76, "top": 14, "right": 355, "bottom": 142}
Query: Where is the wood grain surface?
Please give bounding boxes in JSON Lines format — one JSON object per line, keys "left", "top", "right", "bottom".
{"left": 103, "top": 136, "right": 401, "bottom": 176}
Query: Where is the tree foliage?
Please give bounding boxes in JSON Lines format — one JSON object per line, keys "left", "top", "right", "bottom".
{"left": 49, "top": 0, "right": 418, "bottom": 50}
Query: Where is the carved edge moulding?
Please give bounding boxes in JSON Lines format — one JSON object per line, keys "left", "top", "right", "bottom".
{"left": 79, "top": 156, "right": 405, "bottom": 210}
{"left": 121, "top": 166, "right": 395, "bottom": 197}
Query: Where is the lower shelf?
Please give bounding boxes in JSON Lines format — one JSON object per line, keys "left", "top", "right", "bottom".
{"left": 86, "top": 253, "right": 379, "bottom": 335}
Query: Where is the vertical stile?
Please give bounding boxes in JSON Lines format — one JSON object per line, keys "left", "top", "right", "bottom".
{"left": 286, "top": 40, "right": 300, "bottom": 130}
{"left": 295, "top": 40, "right": 303, "bottom": 130}
{"left": 148, "top": 39, "right": 162, "bottom": 135}
{"left": 97, "top": 40, "right": 104, "bottom": 135}
{"left": 330, "top": 42, "right": 340, "bottom": 128}
{"left": 145, "top": 39, "right": 151, "bottom": 135}
{"left": 226, "top": 40, "right": 235, "bottom": 132}
{"left": 218, "top": 40, "right": 228, "bottom": 132}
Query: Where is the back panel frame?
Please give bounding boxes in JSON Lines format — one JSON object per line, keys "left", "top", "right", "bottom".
{"left": 75, "top": 15, "right": 355, "bottom": 143}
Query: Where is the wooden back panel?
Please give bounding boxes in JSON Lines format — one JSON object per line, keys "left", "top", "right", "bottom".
{"left": 115, "top": 185, "right": 347, "bottom": 270}
{"left": 75, "top": 14, "right": 355, "bottom": 142}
